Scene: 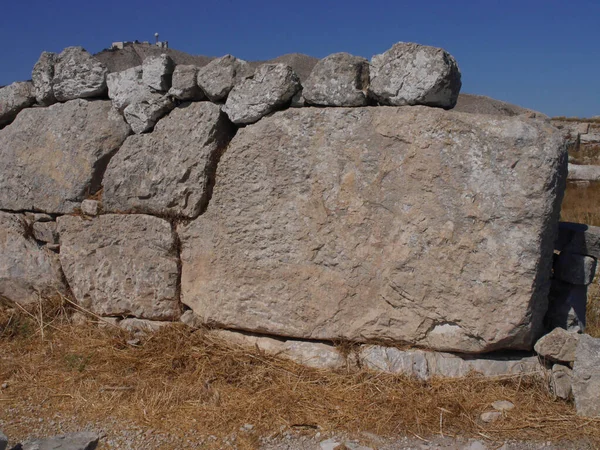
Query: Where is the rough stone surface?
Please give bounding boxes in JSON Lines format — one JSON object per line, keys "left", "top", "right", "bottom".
{"left": 0, "top": 212, "right": 67, "bottom": 306}
{"left": 119, "top": 318, "right": 172, "bottom": 335}
{"left": 57, "top": 214, "right": 180, "bottom": 321}
{"left": 80, "top": 199, "right": 99, "bottom": 216}
{"left": 104, "top": 102, "right": 234, "bottom": 218}
{"left": 303, "top": 52, "right": 369, "bottom": 106}
{"left": 32, "top": 221, "right": 58, "bottom": 244}
{"left": 210, "top": 329, "right": 346, "bottom": 370}
{"left": 106, "top": 66, "right": 153, "bottom": 111}
{"left": 553, "top": 252, "right": 597, "bottom": 285}
{"left": 556, "top": 221, "right": 600, "bottom": 259}
{"left": 123, "top": 94, "right": 175, "bottom": 134}
{"left": 359, "top": 346, "right": 429, "bottom": 379}
{"left": 567, "top": 163, "right": 600, "bottom": 181}
{"left": 32, "top": 51, "right": 57, "bottom": 106}
{"left": 142, "top": 54, "right": 175, "bottom": 92}
{"left": 0, "top": 99, "right": 130, "bottom": 213}
{"left": 550, "top": 364, "right": 573, "bottom": 400}
{"left": 168, "top": 64, "right": 205, "bottom": 101}
{"left": 572, "top": 334, "right": 600, "bottom": 417}
{"left": 453, "top": 94, "right": 546, "bottom": 118}
{"left": 196, "top": 55, "right": 253, "bottom": 102}
{"left": 53, "top": 47, "right": 108, "bottom": 101}
{"left": 534, "top": 327, "right": 579, "bottom": 363}
{"left": 223, "top": 63, "right": 301, "bottom": 124}
{"left": 21, "top": 432, "right": 99, "bottom": 450}
{"left": 580, "top": 133, "right": 600, "bottom": 144}
{"left": 369, "top": 42, "right": 461, "bottom": 108}
{"left": 180, "top": 106, "right": 567, "bottom": 353}
{"left": 0, "top": 81, "right": 35, "bottom": 127}
{"left": 180, "top": 310, "right": 204, "bottom": 329}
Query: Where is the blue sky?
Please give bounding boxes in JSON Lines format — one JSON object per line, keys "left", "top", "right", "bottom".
{"left": 1, "top": 0, "right": 598, "bottom": 117}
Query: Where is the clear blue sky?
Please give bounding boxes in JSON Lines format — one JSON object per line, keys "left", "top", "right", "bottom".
{"left": 2, "top": 0, "right": 598, "bottom": 117}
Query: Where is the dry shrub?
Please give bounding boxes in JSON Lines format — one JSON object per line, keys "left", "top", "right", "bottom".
{"left": 1, "top": 306, "right": 599, "bottom": 446}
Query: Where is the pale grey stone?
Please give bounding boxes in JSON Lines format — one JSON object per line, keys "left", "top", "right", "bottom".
{"left": 21, "top": 431, "right": 99, "bottom": 450}
{"left": 53, "top": 47, "right": 108, "bottom": 101}
{"left": 304, "top": 52, "right": 369, "bottom": 106}
{"left": 426, "top": 352, "right": 542, "bottom": 378}
{"left": 0, "top": 81, "right": 35, "bottom": 127}
{"left": 0, "top": 99, "right": 130, "bottom": 213}
{"left": 553, "top": 252, "right": 597, "bottom": 285}
{"left": 123, "top": 94, "right": 175, "bottom": 134}
{"left": 573, "top": 334, "right": 600, "bottom": 417}
{"left": 480, "top": 411, "right": 502, "bottom": 423}
{"left": 580, "top": 133, "right": 600, "bottom": 144}
{"left": 168, "top": 64, "right": 205, "bottom": 100}
{"left": 369, "top": 42, "right": 461, "bottom": 108}
{"left": 107, "top": 66, "right": 153, "bottom": 111}
{"left": 32, "top": 51, "right": 57, "bottom": 105}
{"left": 222, "top": 63, "right": 301, "bottom": 124}
{"left": 81, "top": 199, "right": 99, "bottom": 216}
{"left": 119, "top": 318, "right": 172, "bottom": 335}
{"left": 492, "top": 400, "right": 515, "bottom": 411}
{"left": 196, "top": 55, "right": 253, "bottom": 102}
{"left": 57, "top": 214, "right": 181, "bottom": 320}
{"left": 25, "top": 213, "right": 53, "bottom": 223}
{"left": 534, "top": 327, "right": 579, "bottom": 363}
{"left": 142, "top": 54, "right": 175, "bottom": 92}
{"left": 550, "top": 364, "right": 573, "bottom": 400}
{"left": 180, "top": 310, "right": 203, "bottom": 329}
{"left": 32, "top": 221, "right": 58, "bottom": 244}
{"left": 359, "top": 346, "right": 429, "bottom": 380}
{"left": 556, "top": 221, "right": 600, "bottom": 260}
{"left": 0, "top": 212, "right": 67, "bottom": 306}
{"left": 104, "top": 102, "right": 234, "bottom": 218}
{"left": 567, "top": 163, "right": 600, "bottom": 181}
{"left": 179, "top": 106, "right": 567, "bottom": 353}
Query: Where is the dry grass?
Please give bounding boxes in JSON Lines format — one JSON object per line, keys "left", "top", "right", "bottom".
{"left": 1, "top": 301, "right": 599, "bottom": 448}
{"left": 553, "top": 116, "right": 600, "bottom": 123}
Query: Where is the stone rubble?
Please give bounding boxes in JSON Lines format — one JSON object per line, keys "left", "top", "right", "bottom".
{"left": 31, "top": 51, "right": 57, "bottom": 106}
{"left": 52, "top": 47, "right": 108, "bottom": 101}
{"left": 196, "top": 54, "right": 254, "bottom": 102}
{"left": 534, "top": 327, "right": 579, "bottom": 364}
{"left": 142, "top": 54, "right": 175, "bottom": 92}
{"left": 168, "top": 64, "right": 205, "bottom": 101}
{"left": 0, "top": 81, "right": 36, "bottom": 127}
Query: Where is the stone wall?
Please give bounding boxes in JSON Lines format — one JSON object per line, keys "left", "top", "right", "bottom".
{"left": 0, "top": 42, "right": 571, "bottom": 356}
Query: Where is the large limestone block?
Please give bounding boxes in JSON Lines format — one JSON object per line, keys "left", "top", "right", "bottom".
{"left": 52, "top": 47, "right": 108, "bottom": 101}
{"left": 303, "top": 52, "right": 369, "bottom": 106}
{"left": 0, "top": 212, "right": 67, "bottom": 306}
{"left": 104, "top": 102, "right": 234, "bottom": 218}
{"left": 32, "top": 51, "right": 57, "bottom": 106}
{"left": 179, "top": 106, "right": 567, "bottom": 353}
{"left": 196, "top": 55, "right": 253, "bottom": 102}
{"left": 123, "top": 94, "right": 175, "bottom": 134}
{"left": 573, "top": 334, "right": 600, "bottom": 417}
{"left": 369, "top": 42, "right": 461, "bottom": 108}
{"left": 57, "top": 215, "right": 180, "bottom": 320}
{"left": 168, "top": 64, "right": 205, "bottom": 101}
{"left": 142, "top": 54, "right": 175, "bottom": 92}
{"left": 0, "top": 81, "right": 35, "bottom": 127}
{"left": 0, "top": 99, "right": 130, "bottom": 213}
{"left": 107, "top": 66, "right": 153, "bottom": 111}
{"left": 223, "top": 63, "right": 301, "bottom": 124}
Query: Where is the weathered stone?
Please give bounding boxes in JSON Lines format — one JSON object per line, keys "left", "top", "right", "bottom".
{"left": 303, "top": 52, "right": 369, "bottom": 106}
{"left": 107, "top": 66, "right": 153, "bottom": 111}
{"left": 104, "top": 102, "right": 234, "bottom": 218}
{"left": 556, "top": 221, "right": 600, "bottom": 259}
{"left": 80, "top": 199, "right": 99, "bottom": 216}
{"left": 53, "top": 47, "right": 108, "bottom": 101}
{"left": 32, "top": 51, "right": 57, "bottom": 105}
{"left": 0, "top": 99, "right": 130, "bottom": 213}
{"left": 180, "top": 106, "right": 567, "bottom": 353}
{"left": 553, "top": 252, "right": 597, "bottom": 285}
{"left": 210, "top": 329, "right": 346, "bottom": 370}
{"left": 573, "top": 334, "right": 600, "bottom": 417}
{"left": 25, "top": 213, "right": 53, "bottom": 223}
{"left": 0, "top": 212, "right": 67, "bottom": 306}
{"left": 534, "top": 327, "right": 579, "bottom": 363}
{"left": 567, "top": 163, "right": 600, "bottom": 181}
{"left": 550, "top": 364, "right": 573, "bottom": 400}
{"left": 492, "top": 400, "right": 515, "bottom": 411}
{"left": 545, "top": 279, "right": 587, "bottom": 332}
{"left": 123, "top": 94, "right": 175, "bottom": 134}
{"left": 180, "top": 310, "right": 203, "bottom": 329}
{"left": 480, "top": 411, "right": 502, "bottom": 423}
{"left": 21, "top": 432, "right": 99, "bottom": 450}
{"left": 196, "top": 55, "right": 253, "bottom": 102}
{"left": 359, "top": 346, "right": 429, "bottom": 380}
{"left": 57, "top": 214, "right": 180, "bottom": 320}
{"left": 580, "top": 133, "right": 600, "bottom": 144}
{"left": 0, "top": 81, "right": 35, "bottom": 127}
{"left": 223, "top": 63, "right": 301, "bottom": 124}
{"left": 369, "top": 42, "right": 461, "bottom": 108}
{"left": 119, "top": 318, "right": 172, "bottom": 335}
{"left": 32, "top": 221, "right": 58, "bottom": 244}
{"left": 426, "top": 352, "right": 542, "bottom": 378}
{"left": 142, "top": 54, "right": 175, "bottom": 92}
{"left": 289, "top": 89, "right": 306, "bottom": 107}
{"left": 168, "top": 64, "right": 205, "bottom": 101}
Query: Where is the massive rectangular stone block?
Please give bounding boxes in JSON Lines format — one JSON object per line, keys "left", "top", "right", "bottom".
{"left": 180, "top": 106, "right": 567, "bottom": 353}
